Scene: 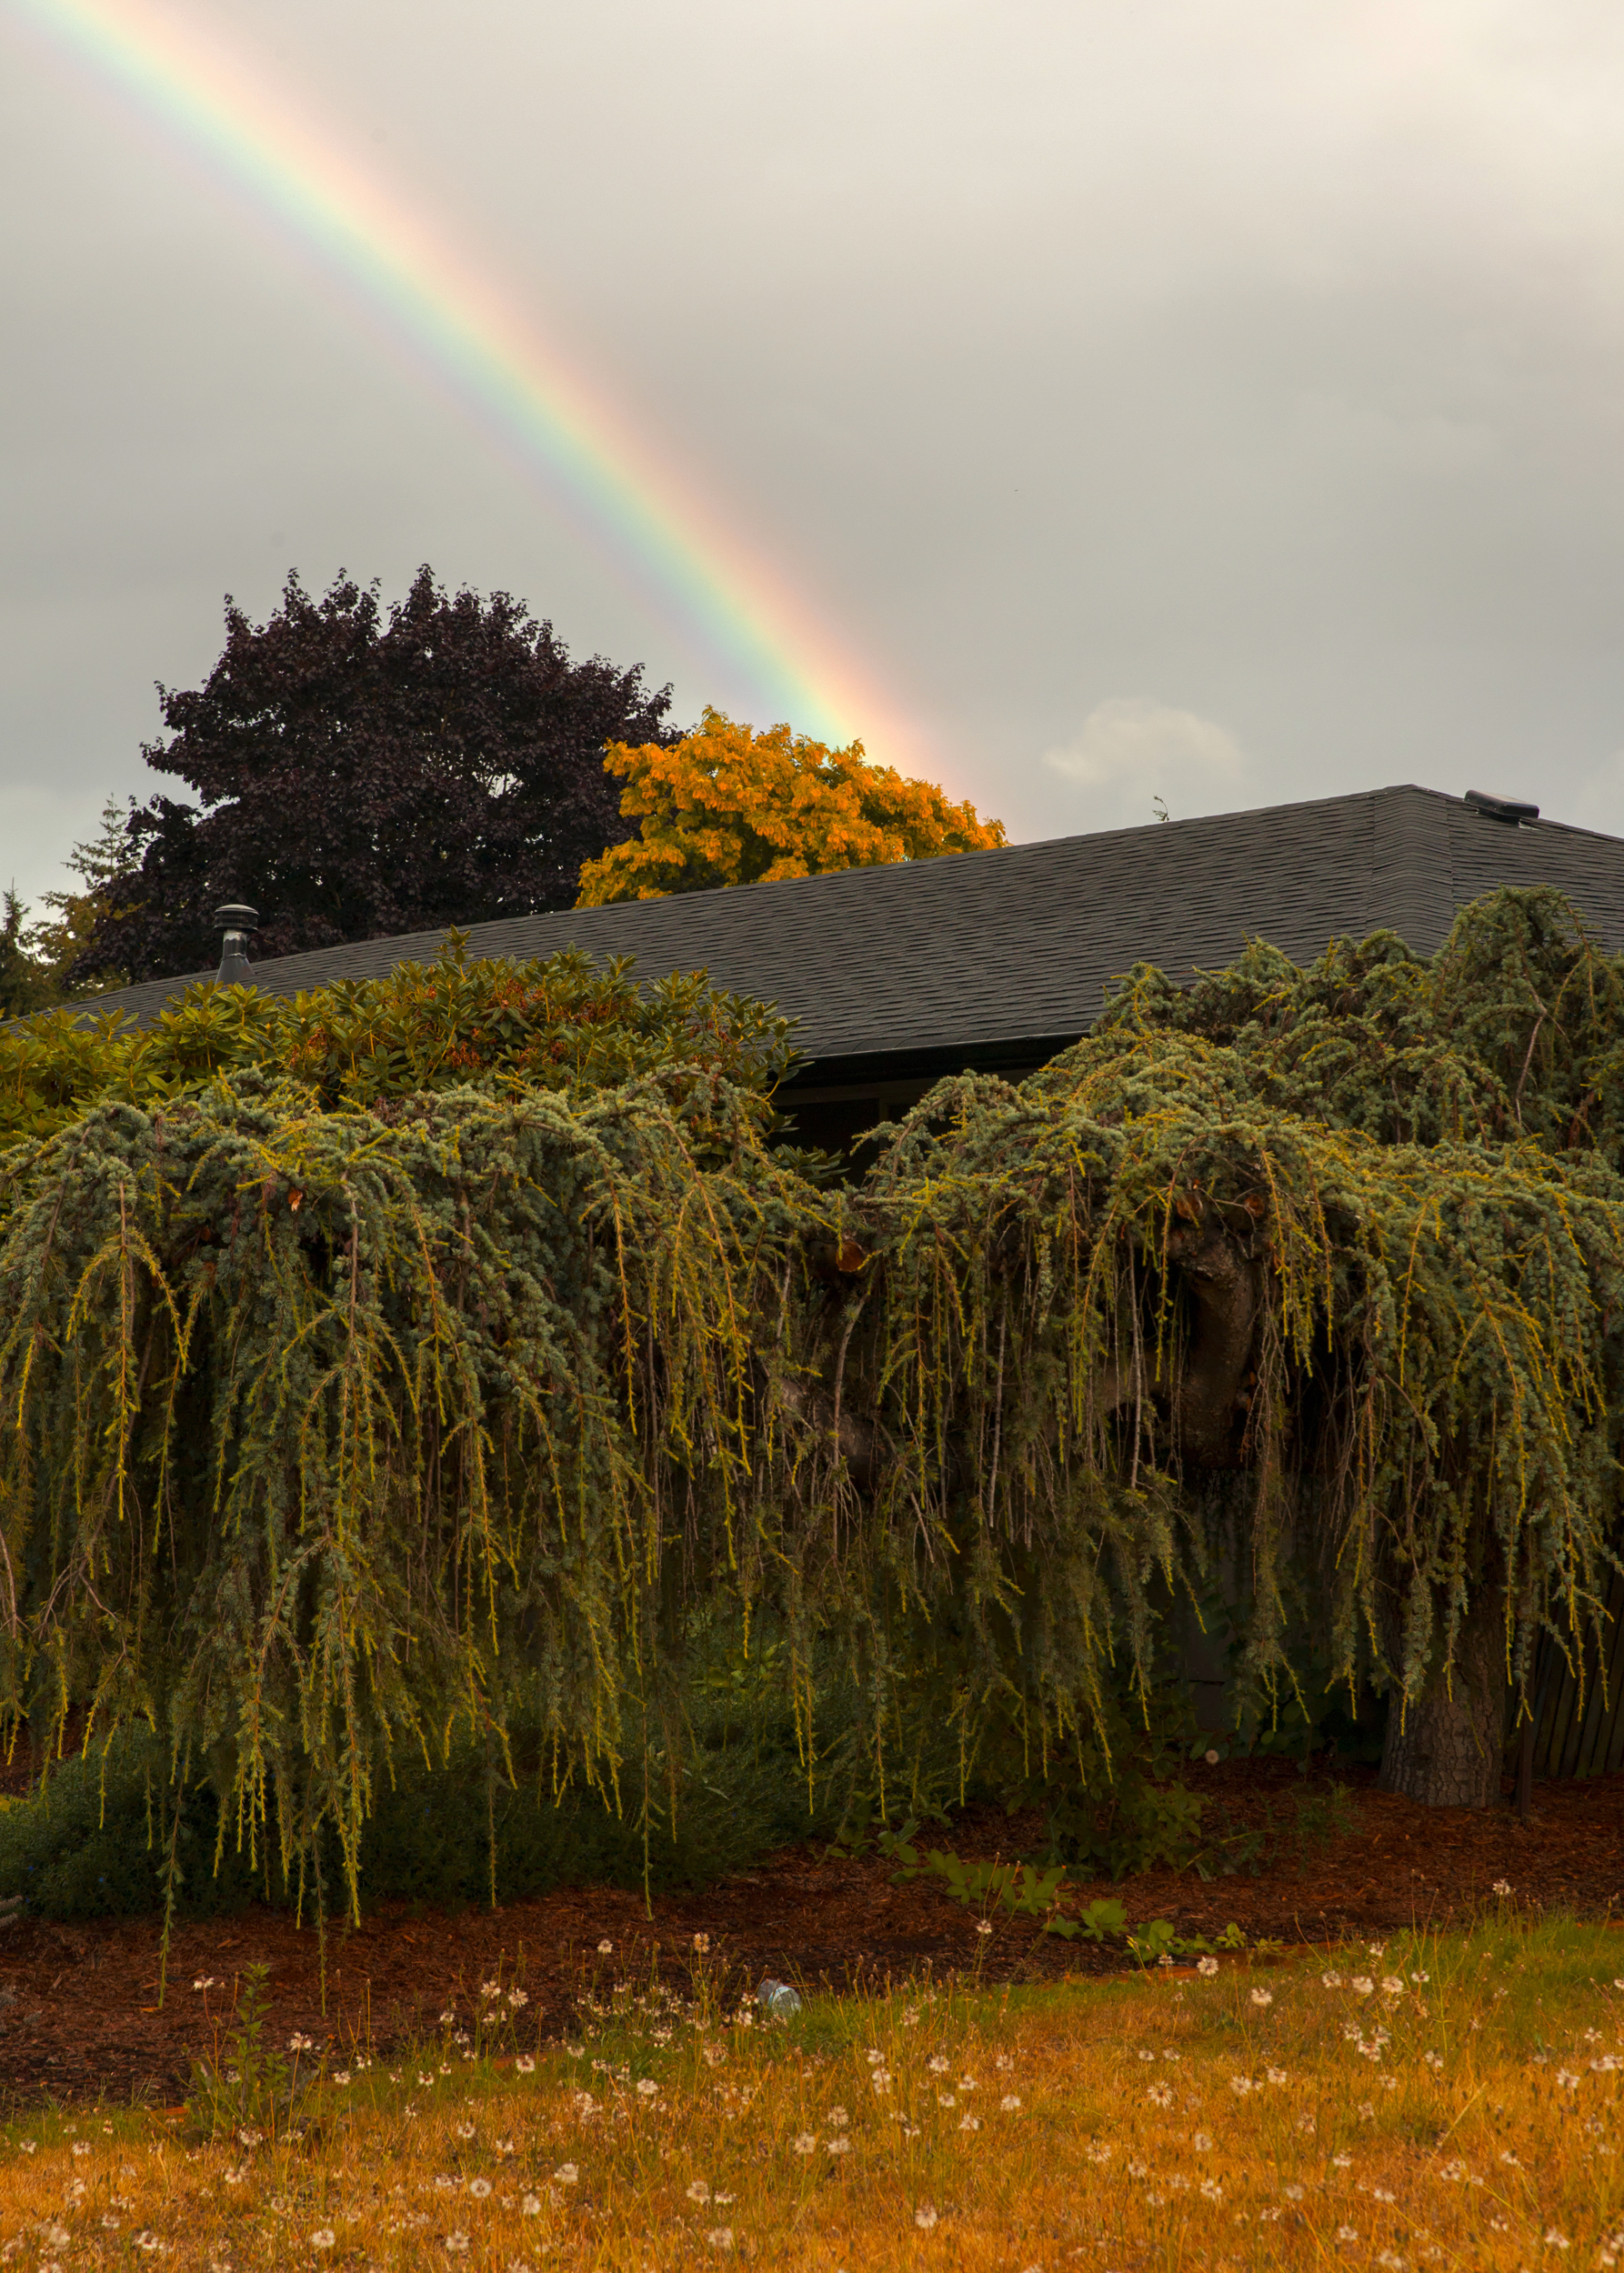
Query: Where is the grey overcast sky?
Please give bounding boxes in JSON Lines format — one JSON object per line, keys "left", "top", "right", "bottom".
{"left": 6, "top": 0, "right": 1624, "bottom": 914}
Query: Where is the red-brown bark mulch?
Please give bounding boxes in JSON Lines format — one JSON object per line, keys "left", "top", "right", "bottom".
{"left": 0, "top": 1757, "right": 1619, "bottom": 2110}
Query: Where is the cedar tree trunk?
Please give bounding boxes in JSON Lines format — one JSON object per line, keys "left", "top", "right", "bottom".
{"left": 1378, "top": 1579, "right": 1509, "bottom": 1809}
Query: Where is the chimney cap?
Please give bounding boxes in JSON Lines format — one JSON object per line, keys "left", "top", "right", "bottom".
{"left": 214, "top": 903, "right": 260, "bottom": 929}
{"left": 1464, "top": 789, "right": 1539, "bottom": 826}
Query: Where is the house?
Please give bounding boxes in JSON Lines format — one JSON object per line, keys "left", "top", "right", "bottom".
{"left": 76, "top": 781, "right": 1624, "bottom": 1153}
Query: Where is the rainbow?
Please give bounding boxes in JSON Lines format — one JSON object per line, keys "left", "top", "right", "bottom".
{"left": 15, "top": 0, "right": 919, "bottom": 761}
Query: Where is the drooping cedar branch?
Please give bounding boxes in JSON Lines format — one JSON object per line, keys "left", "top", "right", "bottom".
{"left": 2, "top": 884, "right": 1622, "bottom": 1898}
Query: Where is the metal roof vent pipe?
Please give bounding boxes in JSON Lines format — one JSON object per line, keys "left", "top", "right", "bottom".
{"left": 214, "top": 904, "right": 259, "bottom": 986}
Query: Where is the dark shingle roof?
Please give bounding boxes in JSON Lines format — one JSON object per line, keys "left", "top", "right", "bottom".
{"left": 67, "top": 786, "right": 1624, "bottom": 1081}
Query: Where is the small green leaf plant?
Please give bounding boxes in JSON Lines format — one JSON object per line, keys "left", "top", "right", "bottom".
{"left": 184, "top": 1965, "right": 328, "bottom": 2145}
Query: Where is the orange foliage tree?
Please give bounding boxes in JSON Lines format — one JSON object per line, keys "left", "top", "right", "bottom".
{"left": 575, "top": 706, "right": 1005, "bottom": 904}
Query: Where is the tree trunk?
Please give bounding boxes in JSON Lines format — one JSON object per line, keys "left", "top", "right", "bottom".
{"left": 1378, "top": 1581, "right": 1509, "bottom": 1808}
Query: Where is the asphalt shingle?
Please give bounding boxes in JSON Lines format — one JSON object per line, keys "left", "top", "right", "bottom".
{"left": 65, "top": 785, "right": 1624, "bottom": 1080}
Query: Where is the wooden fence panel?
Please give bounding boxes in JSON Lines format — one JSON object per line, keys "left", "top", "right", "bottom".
{"left": 1530, "top": 1564, "right": 1624, "bottom": 1780}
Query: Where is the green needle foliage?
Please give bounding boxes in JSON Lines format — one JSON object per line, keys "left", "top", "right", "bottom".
{"left": 0, "top": 1065, "right": 823, "bottom": 1931}
{"left": 1, "top": 886, "right": 1621, "bottom": 1925}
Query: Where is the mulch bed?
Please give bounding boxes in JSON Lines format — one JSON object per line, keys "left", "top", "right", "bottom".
{"left": 1, "top": 1756, "right": 1619, "bottom": 2110}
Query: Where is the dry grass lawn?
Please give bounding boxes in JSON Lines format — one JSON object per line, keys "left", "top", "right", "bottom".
{"left": 2, "top": 1908, "right": 1620, "bottom": 2269}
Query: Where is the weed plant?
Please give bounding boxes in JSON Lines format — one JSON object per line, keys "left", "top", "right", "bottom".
{"left": 1, "top": 1907, "right": 1619, "bottom": 2268}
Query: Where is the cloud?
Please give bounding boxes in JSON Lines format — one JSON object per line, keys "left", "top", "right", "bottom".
{"left": 0, "top": 781, "right": 110, "bottom": 918}
{"left": 1041, "top": 698, "right": 1257, "bottom": 833}
{"left": 1562, "top": 747, "right": 1624, "bottom": 841}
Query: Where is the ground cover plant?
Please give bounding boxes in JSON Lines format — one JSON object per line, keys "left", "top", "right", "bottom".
{"left": 3, "top": 884, "right": 1624, "bottom": 1952}
{"left": 1, "top": 1908, "right": 1619, "bottom": 2268}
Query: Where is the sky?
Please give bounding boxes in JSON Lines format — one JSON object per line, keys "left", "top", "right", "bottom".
{"left": 7, "top": 0, "right": 1624, "bottom": 915}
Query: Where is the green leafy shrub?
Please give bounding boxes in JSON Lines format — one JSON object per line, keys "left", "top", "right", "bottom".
{"left": 0, "top": 937, "right": 798, "bottom": 1146}
{"left": 0, "top": 1696, "right": 840, "bottom": 1923}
